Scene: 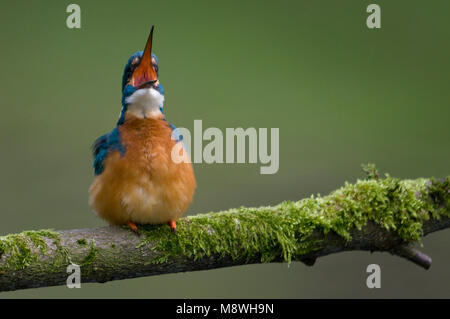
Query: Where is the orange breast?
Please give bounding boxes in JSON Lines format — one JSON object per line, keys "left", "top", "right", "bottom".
{"left": 89, "top": 114, "right": 196, "bottom": 225}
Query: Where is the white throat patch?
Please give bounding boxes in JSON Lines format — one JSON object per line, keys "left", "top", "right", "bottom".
{"left": 125, "top": 87, "right": 164, "bottom": 119}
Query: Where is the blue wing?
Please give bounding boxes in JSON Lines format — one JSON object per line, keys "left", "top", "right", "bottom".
{"left": 169, "top": 123, "right": 183, "bottom": 142}
{"left": 92, "top": 127, "right": 125, "bottom": 175}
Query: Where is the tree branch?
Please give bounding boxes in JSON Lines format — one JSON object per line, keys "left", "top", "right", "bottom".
{"left": 0, "top": 173, "right": 448, "bottom": 292}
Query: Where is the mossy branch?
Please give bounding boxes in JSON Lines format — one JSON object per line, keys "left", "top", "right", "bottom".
{"left": 0, "top": 171, "right": 449, "bottom": 292}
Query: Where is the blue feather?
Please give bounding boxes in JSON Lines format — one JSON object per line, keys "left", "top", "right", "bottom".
{"left": 92, "top": 127, "right": 125, "bottom": 175}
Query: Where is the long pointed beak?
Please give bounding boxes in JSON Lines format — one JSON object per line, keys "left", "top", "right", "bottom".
{"left": 130, "top": 26, "right": 158, "bottom": 88}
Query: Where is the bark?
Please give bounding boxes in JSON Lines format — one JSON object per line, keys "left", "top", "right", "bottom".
{"left": 0, "top": 174, "right": 448, "bottom": 292}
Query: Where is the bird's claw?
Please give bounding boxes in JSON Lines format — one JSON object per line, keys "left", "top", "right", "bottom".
{"left": 127, "top": 221, "right": 139, "bottom": 235}
{"left": 169, "top": 220, "right": 177, "bottom": 233}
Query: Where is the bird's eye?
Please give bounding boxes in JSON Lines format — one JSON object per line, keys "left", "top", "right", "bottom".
{"left": 127, "top": 63, "right": 139, "bottom": 81}
{"left": 153, "top": 64, "right": 158, "bottom": 74}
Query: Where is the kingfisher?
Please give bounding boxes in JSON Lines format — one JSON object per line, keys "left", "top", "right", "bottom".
{"left": 89, "top": 26, "right": 196, "bottom": 233}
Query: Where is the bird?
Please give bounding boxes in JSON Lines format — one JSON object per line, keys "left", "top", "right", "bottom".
{"left": 89, "top": 26, "right": 196, "bottom": 233}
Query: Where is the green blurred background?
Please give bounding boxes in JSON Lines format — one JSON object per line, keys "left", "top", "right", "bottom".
{"left": 0, "top": 0, "right": 449, "bottom": 298}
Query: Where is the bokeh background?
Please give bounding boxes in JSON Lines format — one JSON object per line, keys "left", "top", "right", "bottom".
{"left": 0, "top": 0, "right": 449, "bottom": 298}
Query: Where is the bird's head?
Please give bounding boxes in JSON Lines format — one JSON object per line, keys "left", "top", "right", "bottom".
{"left": 119, "top": 26, "right": 165, "bottom": 124}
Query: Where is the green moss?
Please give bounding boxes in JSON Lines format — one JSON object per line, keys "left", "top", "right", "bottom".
{"left": 362, "top": 163, "right": 379, "bottom": 180}
{"left": 81, "top": 240, "right": 98, "bottom": 266}
{"left": 76, "top": 238, "right": 87, "bottom": 246}
{"left": 139, "top": 170, "right": 449, "bottom": 265}
{"left": 0, "top": 229, "right": 64, "bottom": 271}
{"left": 1, "top": 167, "right": 448, "bottom": 272}
{"left": 426, "top": 177, "right": 450, "bottom": 219}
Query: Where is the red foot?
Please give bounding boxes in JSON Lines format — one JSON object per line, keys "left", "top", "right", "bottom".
{"left": 168, "top": 220, "right": 177, "bottom": 233}
{"left": 127, "top": 221, "right": 138, "bottom": 232}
